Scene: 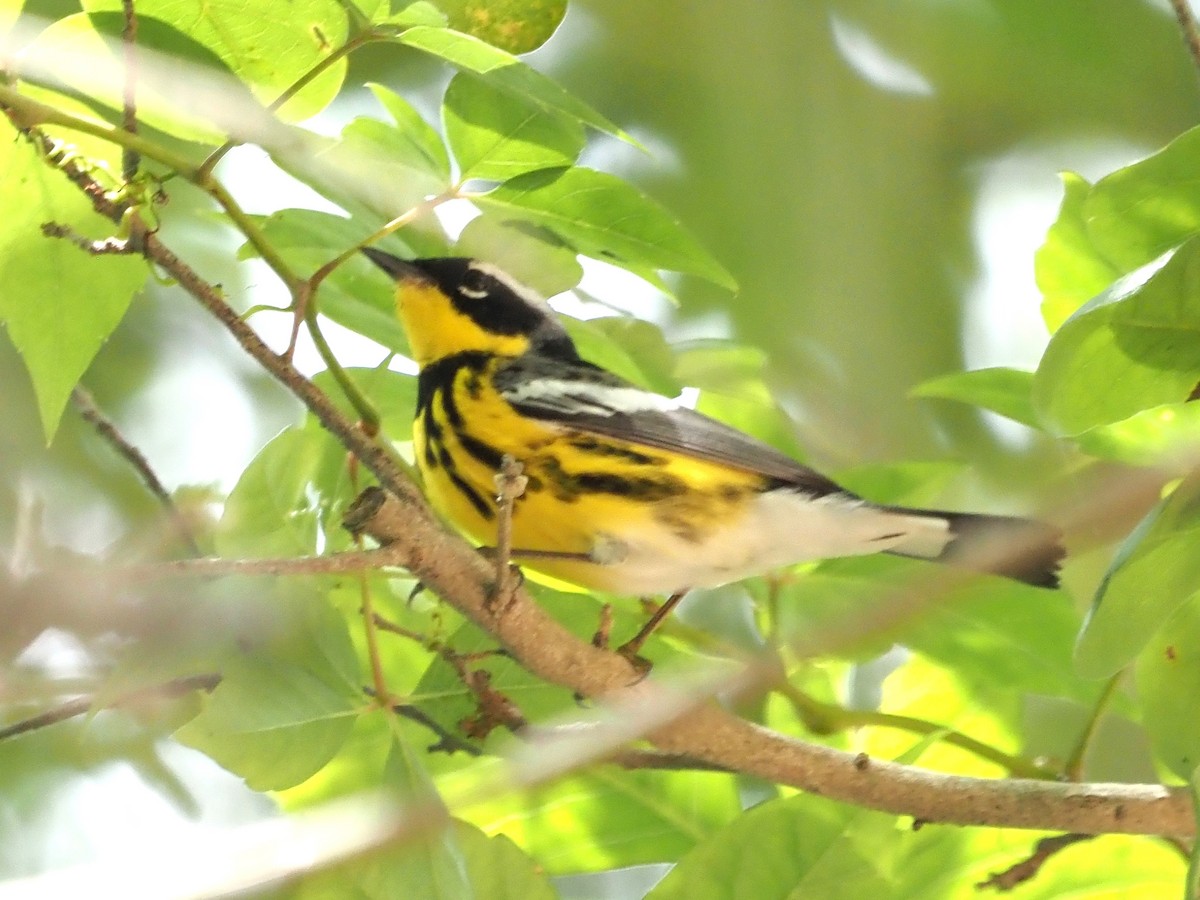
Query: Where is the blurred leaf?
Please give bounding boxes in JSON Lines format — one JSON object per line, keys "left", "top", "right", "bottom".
{"left": 271, "top": 100, "right": 451, "bottom": 224}
{"left": 396, "top": 26, "right": 628, "bottom": 141}
{"left": 24, "top": 13, "right": 236, "bottom": 144}
{"left": 1035, "top": 172, "right": 1120, "bottom": 332}
{"left": 240, "top": 208, "right": 413, "bottom": 353}
{"left": 1033, "top": 240, "right": 1200, "bottom": 436}
{"left": 443, "top": 72, "right": 584, "bottom": 181}
{"left": 478, "top": 167, "right": 736, "bottom": 289}
{"left": 0, "top": 134, "right": 145, "bottom": 442}
{"left": 675, "top": 340, "right": 806, "bottom": 460}
{"left": 776, "top": 556, "right": 1090, "bottom": 700}
{"left": 293, "top": 818, "right": 553, "bottom": 900}
{"left": 369, "top": 82, "right": 453, "bottom": 182}
{"left": 1075, "top": 402, "right": 1200, "bottom": 468}
{"left": 454, "top": 214, "right": 583, "bottom": 297}
{"left": 460, "top": 765, "right": 740, "bottom": 875}
{"left": 83, "top": 0, "right": 348, "bottom": 120}
{"left": 834, "top": 460, "right": 968, "bottom": 509}
{"left": 647, "top": 794, "right": 892, "bottom": 899}
{"left": 566, "top": 315, "right": 680, "bottom": 395}
{"left": 1136, "top": 594, "right": 1200, "bottom": 780}
{"left": 1084, "top": 125, "right": 1200, "bottom": 273}
{"left": 1076, "top": 472, "right": 1200, "bottom": 678}
{"left": 432, "top": 0, "right": 566, "bottom": 54}
{"left": 910, "top": 367, "right": 1040, "bottom": 429}
{"left": 352, "top": 733, "right": 474, "bottom": 899}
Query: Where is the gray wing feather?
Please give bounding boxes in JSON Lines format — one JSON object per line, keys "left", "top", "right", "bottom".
{"left": 494, "top": 355, "right": 845, "bottom": 495}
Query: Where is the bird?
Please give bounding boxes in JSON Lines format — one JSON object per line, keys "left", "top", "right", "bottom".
{"left": 362, "top": 249, "right": 1063, "bottom": 650}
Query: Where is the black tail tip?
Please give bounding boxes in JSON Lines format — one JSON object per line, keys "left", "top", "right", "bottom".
{"left": 942, "top": 513, "right": 1065, "bottom": 589}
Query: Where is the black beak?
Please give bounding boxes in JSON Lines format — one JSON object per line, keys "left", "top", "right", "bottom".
{"left": 362, "top": 247, "right": 426, "bottom": 282}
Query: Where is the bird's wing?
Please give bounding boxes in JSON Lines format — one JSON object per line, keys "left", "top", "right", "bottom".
{"left": 493, "top": 355, "right": 845, "bottom": 496}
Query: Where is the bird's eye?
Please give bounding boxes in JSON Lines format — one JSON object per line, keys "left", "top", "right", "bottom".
{"left": 459, "top": 268, "right": 491, "bottom": 299}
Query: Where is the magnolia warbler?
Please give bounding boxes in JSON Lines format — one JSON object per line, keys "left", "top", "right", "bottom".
{"left": 363, "top": 250, "right": 1063, "bottom": 618}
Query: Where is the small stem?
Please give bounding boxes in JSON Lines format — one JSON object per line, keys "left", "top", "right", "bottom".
{"left": 1063, "top": 673, "right": 1122, "bottom": 781}
{"left": 0, "top": 83, "right": 197, "bottom": 175}
{"left": 71, "top": 386, "right": 203, "bottom": 556}
{"left": 0, "top": 674, "right": 220, "bottom": 742}
{"left": 120, "top": 0, "right": 139, "bottom": 181}
{"left": 194, "top": 31, "right": 379, "bottom": 180}
{"left": 1170, "top": 0, "right": 1200, "bottom": 75}
{"left": 358, "top": 573, "right": 393, "bottom": 707}
{"left": 779, "top": 682, "right": 1057, "bottom": 780}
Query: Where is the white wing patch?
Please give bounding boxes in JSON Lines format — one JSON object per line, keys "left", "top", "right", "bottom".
{"left": 502, "top": 379, "right": 682, "bottom": 416}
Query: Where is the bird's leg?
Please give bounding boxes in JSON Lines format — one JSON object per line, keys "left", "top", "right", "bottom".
{"left": 617, "top": 591, "right": 688, "bottom": 662}
{"left": 489, "top": 454, "right": 528, "bottom": 610}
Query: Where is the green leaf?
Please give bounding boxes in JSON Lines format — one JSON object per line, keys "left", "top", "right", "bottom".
{"left": 675, "top": 340, "right": 806, "bottom": 460}
{"left": 775, "top": 556, "right": 1091, "bottom": 700}
{"left": 217, "top": 425, "right": 354, "bottom": 558}
{"left": 271, "top": 104, "right": 451, "bottom": 226}
{"left": 1083, "top": 125, "right": 1200, "bottom": 273}
{"left": 567, "top": 316, "right": 680, "bottom": 396}
{"left": 176, "top": 656, "right": 357, "bottom": 792}
{"left": 396, "top": 26, "right": 629, "bottom": 142}
{"left": 1136, "top": 594, "right": 1200, "bottom": 780}
{"left": 454, "top": 214, "right": 583, "bottom": 297}
{"left": 24, "top": 13, "right": 237, "bottom": 143}
{"left": 1032, "top": 238, "right": 1200, "bottom": 436}
{"left": 312, "top": 366, "right": 420, "bottom": 442}
{"left": 0, "top": 135, "right": 146, "bottom": 442}
{"left": 477, "top": 167, "right": 736, "bottom": 289}
{"left": 647, "top": 794, "right": 891, "bottom": 899}
{"left": 1075, "top": 472, "right": 1200, "bottom": 678}
{"left": 82, "top": 0, "right": 349, "bottom": 120}
{"left": 240, "top": 209, "right": 415, "bottom": 353}
{"left": 910, "top": 367, "right": 1040, "bottom": 429}
{"left": 1035, "top": 172, "right": 1120, "bottom": 332}
{"left": 433, "top": 0, "right": 566, "bottom": 54}
{"left": 370, "top": 82, "right": 453, "bottom": 182}
{"left": 443, "top": 72, "right": 584, "bottom": 182}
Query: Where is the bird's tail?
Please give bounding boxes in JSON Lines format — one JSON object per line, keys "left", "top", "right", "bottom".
{"left": 882, "top": 507, "right": 1064, "bottom": 589}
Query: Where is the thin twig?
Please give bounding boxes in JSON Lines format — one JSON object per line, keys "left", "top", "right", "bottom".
{"left": 1063, "top": 673, "right": 1122, "bottom": 781}
{"left": 120, "top": 0, "right": 139, "bottom": 180}
{"left": 71, "top": 386, "right": 203, "bottom": 557}
{"left": 1170, "top": 0, "right": 1200, "bottom": 75}
{"left": 977, "top": 833, "right": 1093, "bottom": 891}
{"left": 0, "top": 673, "right": 220, "bottom": 741}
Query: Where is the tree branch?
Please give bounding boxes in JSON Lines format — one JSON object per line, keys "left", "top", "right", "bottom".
{"left": 345, "top": 487, "right": 1194, "bottom": 837}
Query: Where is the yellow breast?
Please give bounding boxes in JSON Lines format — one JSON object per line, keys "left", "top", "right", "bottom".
{"left": 414, "top": 356, "right": 767, "bottom": 593}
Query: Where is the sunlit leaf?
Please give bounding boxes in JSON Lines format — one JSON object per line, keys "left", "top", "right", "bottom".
{"left": 0, "top": 133, "right": 145, "bottom": 442}
{"left": 1136, "top": 593, "right": 1200, "bottom": 780}
{"left": 648, "top": 794, "right": 892, "bottom": 899}
{"left": 443, "top": 71, "right": 584, "bottom": 181}
{"left": 83, "top": 0, "right": 348, "bottom": 120}
{"left": 433, "top": 0, "right": 566, "bottom": 54}
{"left": 396, "top": 26, "right": 628, "bottom": 141}
{"left": 1033, "top": 240, "right": 1200, "bottom": 436}
{"left": 1035, "top": 172, "right": 1120, "bottom": 332}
